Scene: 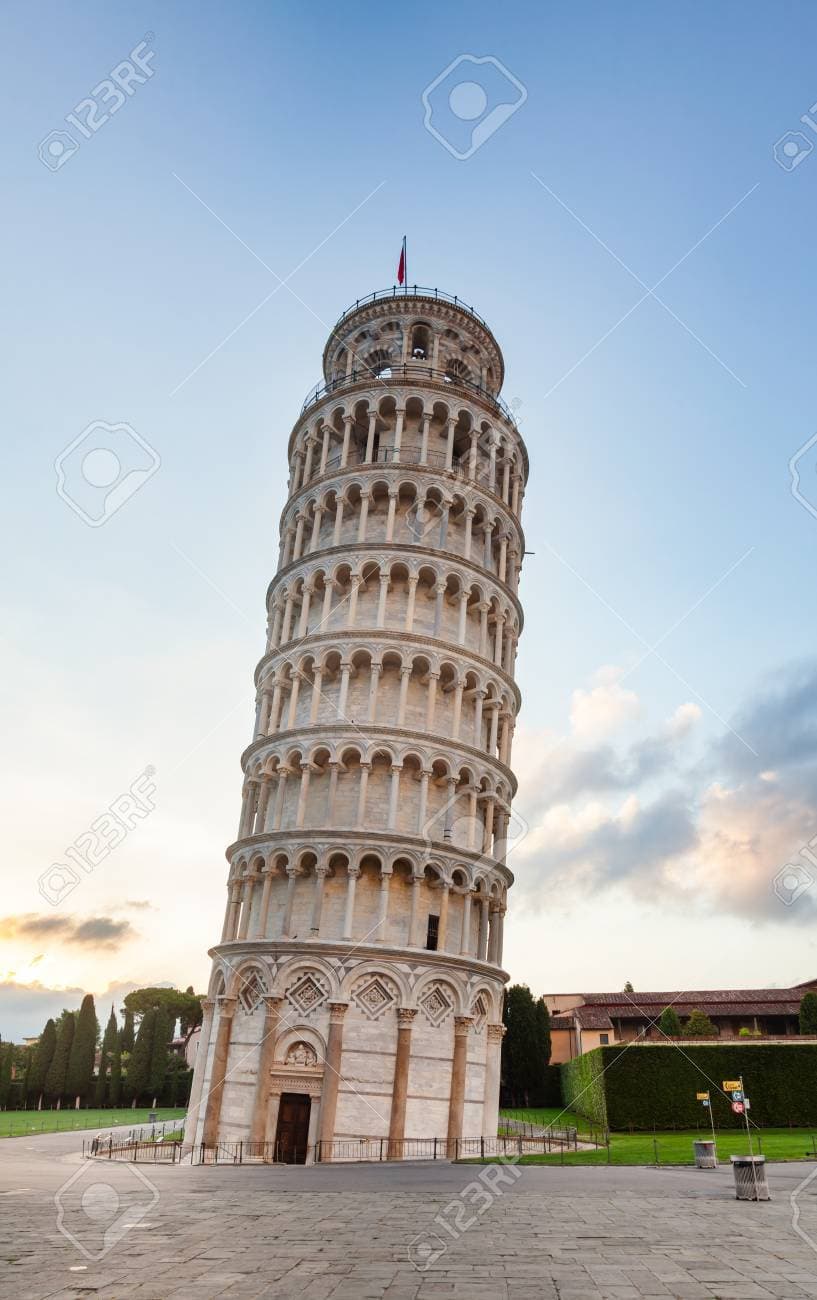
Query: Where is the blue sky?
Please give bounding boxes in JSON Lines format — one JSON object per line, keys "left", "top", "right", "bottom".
{"left": 4, "top": 2, "right": 817, "bottom": 1035}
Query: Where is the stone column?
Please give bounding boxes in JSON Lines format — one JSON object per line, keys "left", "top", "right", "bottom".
{"left": 342, "top": 865, "right": 359, "bottom": 940}
{"left": 184, "top": 998, "right": 214, "bottom": 1148}
{"left": 446, "top": 1015, "right": 473, "bottom": 1155}
{"left": 201, "top": 996, "right": 237, "bottom": 1146}
{"left": 408, "top": 873, "right": 424, "bottom": 947}
{"left": 376, "top": 867, "right": 391, "bottom": 941}
{"left": 397, "top": 666, "right": 411, "bottom": 724}
{"left": 253, "top": 865, "right": 275, "bottom": 940}
{"left": 387, "top": 1008, "right": 417, "bottom": 1156}
{"left": 356, "top": 762, "right": 370, "bottom": 826}
{"left": 483, "top": 1024, "right": 506, "bottom": 1138}
{"left": 281, "top": 867, "right": 299, "bottom": 938}
{"left": 309, "top": 864, "right": 328, "bottom": 935}
{"left": 438, "top": 881, "right": 450, "bottom": 951}
{"left": 249, "top": 995, "right": 284, "bottom": 1145}
{"left": 317, "top": 1002, "right": 348, "bottom": 1157}
{"left": 404, "top": 575, "right": 418, "bottom": 632}
{"left": 459, "top": 890, "right": 472, "bottom": 955}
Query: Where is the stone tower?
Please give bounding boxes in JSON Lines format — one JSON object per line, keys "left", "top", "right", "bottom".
{"left": 186, "top": 287, "right": 528, "bottom": 1160}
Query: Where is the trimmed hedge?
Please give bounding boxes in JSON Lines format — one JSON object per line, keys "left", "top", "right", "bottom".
{"left": 562, "top": 1044, "right": 817, "bottom": 1130}
{"left": 561, "top": 1049, "right": 608, "bottom": 1129}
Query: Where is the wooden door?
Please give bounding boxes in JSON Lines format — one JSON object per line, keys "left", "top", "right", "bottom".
{"left": 275, "top": 1093, "right": 311, "bottom": 1163}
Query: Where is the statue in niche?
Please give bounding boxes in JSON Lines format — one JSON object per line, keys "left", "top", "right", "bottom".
{"left": 285, "top": 1041, "right": 317, "bottom": 1067}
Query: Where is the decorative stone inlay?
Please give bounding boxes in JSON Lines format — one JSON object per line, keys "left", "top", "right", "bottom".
{"left": 471, "top": 994, "right": 488, "bottom": 1032}
{"left": 238, "top": 970, "right": 265, "bottom": 1015}
{"left": 419, "top": 983, "right": 454, "bottom": 1027}
{"left": 284, "top": 1041, "right": 318, "bottom": 1067}
{"left": 286, "top": 972, "right": 328, "bottom": 1016}
{"left": 352, "top": 975, "right": 398, "bottom": 1020}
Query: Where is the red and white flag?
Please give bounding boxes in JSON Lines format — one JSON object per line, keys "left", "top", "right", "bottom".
{"left": 397, "top": 236, "right": 406, "bottom": 286}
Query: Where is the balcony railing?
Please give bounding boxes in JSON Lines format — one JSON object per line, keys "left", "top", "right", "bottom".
{"left": 330, "top": 285, "right": 491, "bottom": 331}
{"left": 301, "top": 363, "right": 518, "bottom": 428}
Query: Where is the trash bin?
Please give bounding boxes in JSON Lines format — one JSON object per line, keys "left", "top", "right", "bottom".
{"left": 693, "top": 1140, "right": 717, "bottom": 1168}
{"left": 148, "top": 1111, "right": 157, "bottom": 1123}
{"left": 730, "top": 1154, "right": 770, "bottom": 1200}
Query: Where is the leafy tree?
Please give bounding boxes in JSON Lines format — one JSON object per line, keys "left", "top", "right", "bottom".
{"left": 66, "top": 994, "right": 98, "bottom": 1104}
{"left": 127, "top": 1009, "right": 155, "bottom": 1105}
{"left": 623, "top": 981, "right": 634, "bottom": 993}
{"left": 120, "top": 1008, "right": 135, "bottom": 1054}
{"left": 149, "top": 1007, "right": 170, "bottom": 1101}
{"left": 109, "top": 1044, "right": 122, "bottom": 1106}
{"left": 682, "top": 1009, "right": 718, "bottom": 1038}
{"left": 799, "top": 991, "right": 817, "bottom": 1035}
{"left": 0, "top": 1044, "right": 13, "bottom": 1107}
{"left": 45, "top": 1013, "right": 75, "bottom": 1105}
{"left": 28, "top": 1019, "right": 57, "bottom": 1109}
{"left": 658, "top": 1006, "right": 682, "bottom": 1037}
{"left": 94, "top": 1006, "right": 119, "bottom": 1105}
{"left": 502, "top": 984, "right": 551, "bottom": 1107}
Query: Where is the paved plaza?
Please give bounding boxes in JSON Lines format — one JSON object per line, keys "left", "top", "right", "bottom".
{"left": 2, "top": 1131, "right": 817, "bottom": 1299}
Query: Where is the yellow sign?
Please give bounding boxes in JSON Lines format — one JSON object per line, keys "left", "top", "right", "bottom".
{"left": 723, "top": 1080, "right": 741, "bottom": 1091}
{"left": 696, "top": 1091, "right": 709, "bottom": 1100}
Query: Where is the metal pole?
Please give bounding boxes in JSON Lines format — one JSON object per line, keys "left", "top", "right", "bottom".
{"left": 740, "top": 1075, "right": 760, "bottom": 1200}
{"left": 708, "top": 1097, "right": 718, "bottom": 1165}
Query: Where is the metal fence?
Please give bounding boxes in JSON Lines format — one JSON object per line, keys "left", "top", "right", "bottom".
{"left": 300, "top": 363, "right": 518, "bottom": 427}
{"left": 84, "top": 1136, "right": 183, "bottom": 1162}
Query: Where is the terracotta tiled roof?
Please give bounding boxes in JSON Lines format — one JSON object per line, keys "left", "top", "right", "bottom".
{"left": 574, "top": 989, "right": 804, "bottom": 1018}
{"left": 574, "top": 1006, "right": 614, "bottom": 1030}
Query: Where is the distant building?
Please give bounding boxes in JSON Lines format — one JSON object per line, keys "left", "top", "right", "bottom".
{"left": 545, "top": 980, "right": 817, "bottom": 1061}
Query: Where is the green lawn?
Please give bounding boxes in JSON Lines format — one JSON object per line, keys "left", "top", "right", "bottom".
{"left": 495, "top": 1110, "right": 817, "bottom": 1165}
{"left": 0, "top": 1108, "right": 186, "bottom": 1138}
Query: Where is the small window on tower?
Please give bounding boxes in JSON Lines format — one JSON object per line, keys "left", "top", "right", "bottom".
{"left": 426, "top": 915, "right": 439, "bottom": 951}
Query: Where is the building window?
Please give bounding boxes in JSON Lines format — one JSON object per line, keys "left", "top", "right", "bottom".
{"left": 599, "top": 1033, "right": 609, "bottom": 1045}
{"left": 426, "top": 915, "right": 439, "bottom": 951}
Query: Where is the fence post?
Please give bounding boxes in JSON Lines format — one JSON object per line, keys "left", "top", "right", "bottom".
{"left": 239, "top": 1141, "right": 243, "bottom": 1165}
{"left": 455, "top": 1137, "right": 460, "bottom": 1160}
{"left": 433, "top": 1137, "right": 437, "bottom": 1160}
{"left": 481, "top": 1136, "right": 484, "bottom": 1159}
{"left": 653, "top": 1137, "right": 659, "bottom": 1166}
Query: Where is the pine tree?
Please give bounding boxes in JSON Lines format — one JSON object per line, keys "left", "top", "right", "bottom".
{"left": 66, "top": 994, "right": 98, "bottom": 1105}
{"left": 682, "top": 1009, "right": 718, "bottom": 1038}
{"left": 799, "top": 991, "right": 817, "bottom": 1035}
{"left": 45, "top": 1014, "right": 75, "bottom": 1105}
{"left": 120, "top": 1009, "right": 135, "bottom": 1054}
{"left": 28, "top": 1019, "right": 57, "bottom": 1109}
{"left": 149, "top": 1008, "right": 170, "bottom": 1103}
{"left": 624, "top": 981, "right": 634, "bottom": 993}
{"left": 659, "top": 1006, "right": 682, "bottom": 1037}
{"left": 128, "top": 1010, "right": 155, "bottom": 1105}
{"left": 535, "top": 997, "right": 552, "bottom": 1066}
{"left": 109, "top": 1043, "right": 122, "bottom": 1106}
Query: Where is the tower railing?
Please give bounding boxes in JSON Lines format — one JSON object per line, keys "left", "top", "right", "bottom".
{"left": 330, "top": 285, "right": 491, "bottom": 330}
{"left": 301, "top": 363, "right": 518, "bottom": 428}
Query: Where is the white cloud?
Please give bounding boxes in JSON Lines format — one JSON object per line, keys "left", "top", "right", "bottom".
{"left": 569, "top": 666, "right": 640, "bottom": 741}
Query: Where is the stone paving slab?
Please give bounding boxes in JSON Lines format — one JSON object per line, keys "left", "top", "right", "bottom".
{"left": 1, "top": 1133, "right": 817, "bottom": 1298}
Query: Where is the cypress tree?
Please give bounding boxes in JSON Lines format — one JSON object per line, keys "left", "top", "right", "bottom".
{"left": 66, "top": 994, "right": 98, "bottom": 1105}
{"left": 94, "top": 1006, "right": 119, "bottom": 1106}
{"left": 659, "top": 1006, "right": 682, "bottom": 1037}
{"left": 121, "top": 1009, "right": 135, "bottom": 1054}
{"left": 0, "top": 1044, "right": 13, "bottom": 1107}
{"left": 503, "top": 984, "right": 544, "bottom": 1107}
{"left": 128, "top": 1010, "right": 155, "bottom": 1105}
{"left": 536, "top": 997, "right": 552, "bottom": 1068}
{"left": 149, "top": 1008, "right": 170, "bottom": 1103}
{"left": 45, "top": 1014, "right": 75, "bottom": 1106}
{"left": 28, "top": 1019, "right": 57, "bottom": 1109}
{"left": 799, "top": 991, "right": 817, "bottom": 1035}
{"left": 109, "top": 1043, "right": 122, "bottom": 1106}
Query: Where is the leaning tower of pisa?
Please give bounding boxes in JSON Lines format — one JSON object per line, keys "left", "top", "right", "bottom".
{"left": 186, "top": 287, "right": 528, "bottom": 1160}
